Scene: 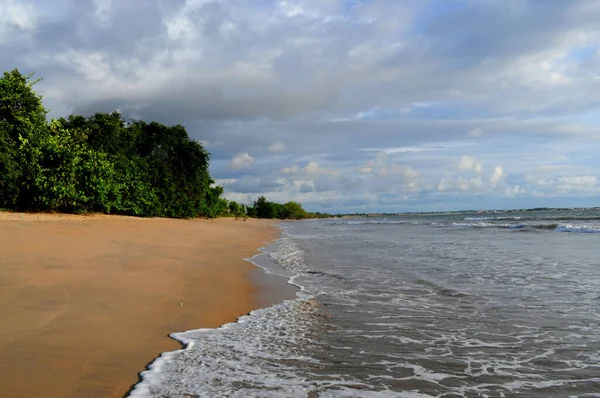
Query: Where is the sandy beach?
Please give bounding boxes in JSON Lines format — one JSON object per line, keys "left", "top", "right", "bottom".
{"left": 0, "top": 213, "right": 291, "bottom": 398}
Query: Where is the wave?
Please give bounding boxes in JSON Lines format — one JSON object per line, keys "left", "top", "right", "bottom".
{"left": 555, "top": 224, "right": 600, "bottom": 234}
{"left": 129, "top": 229, "right": 321, "bottom": 397}
{"left": 452, "top": 222, "right": 525, "bottom": 229}
{"left": 129, "top": 298, "right": 336, "bottom": 398}
{"left": 452, "top": 222, "right": 600, "bottom": 233}
{"left": 130, "top": 228, "right": 387, "bottom": 397}
{"left": 532, "top": 216, "right": 600, "bottom": 221}
{"left": 345, "top": 220, "right": 409, "bottom": 225}
{"left": 336, "top": 215, "right": 600, "bottom": 228}
{"left": 415, "top": 278, "right": 470, "bottom": 298}
{"left": 463, "top": 216, "right": 522, "bottom": 221}
{"left": 465, "top": 215, "right": 600, "bottom": 222}
{"left": 531, "top": 223, "right": 559, "bottom": 230}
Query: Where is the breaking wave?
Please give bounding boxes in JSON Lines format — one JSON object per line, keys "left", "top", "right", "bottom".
{"left": 452, "top": 222, "right": 600, "bottom": 233}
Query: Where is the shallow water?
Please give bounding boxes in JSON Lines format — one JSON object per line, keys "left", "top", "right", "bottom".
{"left": 130, "top": 210, "right": 600, "bottom": 398}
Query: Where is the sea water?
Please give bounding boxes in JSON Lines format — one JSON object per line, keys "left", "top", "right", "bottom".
{"left": 130, "top": 210, "right": 600, "bottom": 397}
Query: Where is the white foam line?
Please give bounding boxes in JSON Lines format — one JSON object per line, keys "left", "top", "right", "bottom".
{"left": 129, "top": 223, "right": 312, "bottom": 398}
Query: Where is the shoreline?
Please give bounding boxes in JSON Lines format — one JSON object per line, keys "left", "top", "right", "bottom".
{"left": 126, "top": 227, "right": 299, "bottom": 397}
{"left": 0, "top": 212, "right": 295, "bottom": 398}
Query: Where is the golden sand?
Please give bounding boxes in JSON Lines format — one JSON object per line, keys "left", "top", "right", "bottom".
{"left": 0, "top": 213, "right": 280, "bottom": 398}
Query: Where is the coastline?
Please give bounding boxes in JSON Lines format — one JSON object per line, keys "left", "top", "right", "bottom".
{"left": 0, "top": 212, "right": 294, "bottom": 398}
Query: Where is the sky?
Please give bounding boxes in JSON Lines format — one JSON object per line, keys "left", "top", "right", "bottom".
{"left": 2, "top": 0, "right": 600, "bottom": 213}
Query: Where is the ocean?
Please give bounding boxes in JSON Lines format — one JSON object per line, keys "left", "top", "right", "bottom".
{"left": 130, "top": 210, "right": 600, "bottom": 398}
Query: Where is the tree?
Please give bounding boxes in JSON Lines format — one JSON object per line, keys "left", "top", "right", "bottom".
{"left": 0, "top": 69, "right": 48, "bottom": 209}
{"left": 246, "top": 205, "right": 257, "bottom": 218}
{"left": 0, "top": 69, "right": 47, "bottom": 142}
{"left": 18, "top": 120, "right": 121, "bottom": 213}
{"left": 228, "top": 201, "right": 245, "bottom": 219}
{"left": 59, "top": 115, "right": 219, "bottom": 218}
{"left": 281, "top": 201, "right": 307, "bottom": 220}
{"left": 254, "top": 196, "right": 275, "bottom": 218}
{"left": 0, "top": 68, "right": 318, "bottom": 220}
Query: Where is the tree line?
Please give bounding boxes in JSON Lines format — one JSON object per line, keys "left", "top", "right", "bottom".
{"left": 0, "top": 69, "right": 327, "bottom": 220}
{"left": 246, "top": 196, "right": 329, "bottom": 220}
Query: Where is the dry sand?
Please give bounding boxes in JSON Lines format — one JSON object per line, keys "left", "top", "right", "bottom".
{"left": 0, "top": 212, "right": 290, "bottom": 398}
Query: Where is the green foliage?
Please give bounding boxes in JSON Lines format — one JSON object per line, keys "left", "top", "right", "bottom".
{"left": 251, "top": 197, "right": 318, "bottom": 220}
{"left": 254, "top": 196, "right": 277, "bottom": 219}
{"left": 0, "top": 134, "right": 21, "bottom": 208}
{"left": 0, "top": 69, "right": 47, "bottom": 142}
{"left": 195, "top": 184, "right": 227, "bottom": 218}
{"left": 281, "top": 201, "right": 307, "bottom": 220}
{"left": 246, "top": 204, "right": 257, "bottom": 218}
{"left": 18, "top": 120, "right": 121, "bottom": 213}
{"left": 0, "top": 69, "right": 47, "bottom": 209}
{"left": 0, "top": 68, "right": 231, "bottom": 218}
{"left": 228, "top": 201, "right": 247, "bottom": 219}
{"left": 305, "top": 211, "right": 333, "bottom": 219}
{"left": 228, "top": 200, "right": 241, "bottom": 215}
{"left": 0, "top": 68, "right": 320, "bottom": 220}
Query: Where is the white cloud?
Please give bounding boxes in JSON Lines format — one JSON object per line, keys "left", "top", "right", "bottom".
{"left": 268, "top": 141, "right": 286, "bottom": 152}
{"left": 529, "top": 178, "right": 555, "bottom": 187}
{"left": 362, "top": 146, "right": 438, "bottom": 154}
{"left": 282, "top": 161, "right": 339, "bottom": 177}
{"left": 0, "top": 0, "right": 38, "bottom": 41}
{"left": 199, "top": 139, "right": 225, "bottom": 148}
{"left": 230, "top": 152, "right": 255, "bottom": 170}
{"left": 438, "top": 177, "right": 485, "bottom": 193}
{"left": 536, "top": 165, "right": 571, "bottom": 172}
{"left": 458, "top": 177, "right": 485, "bottom": 192}
{"left": 305, "top": 161, "right": 336, "bottom": 176}
{"left": 457, "top": 156, "right": 483, "bottom": 174}
{"left": 524, "top": 174, "right": 599, "bottom": 198}
{"left": 468, "top": 128, "right": 483, "bottom": 137}
{"left": 436, "top": 164, "right": 514, "bottom": 194}
{"left": 500, "top": 50, "right": 571, "bottom": 89}
{"left": 93, "top": 0, "right": 113, "bottom": 24}
{"left": 505, "top": 185, "right": 524, "bottom": 196}
{"left": 360, "top": 152, "right": 420, "bottom": 180}
{"left": 280, "top": 165, "right": 299, "bottom": 174}
{"left": 556, "top": 176, "right": 598, "bottom": 193}
{"left": 558, "top": 176, "right": 597, "bottom": 186}
{"left": 490, "top": 166, "right": 506, "bottom": 186}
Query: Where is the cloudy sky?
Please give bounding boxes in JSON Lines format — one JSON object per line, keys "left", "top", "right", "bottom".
{"left": 3, "top": 0, "right": 600, "bottom": 212}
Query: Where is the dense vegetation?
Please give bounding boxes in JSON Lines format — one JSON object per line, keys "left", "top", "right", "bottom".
{"left": 0, "top": 69, "right": 322, "bottom": 220}
{"left": 247, "top": 196, "right": 331, "bottom": 220}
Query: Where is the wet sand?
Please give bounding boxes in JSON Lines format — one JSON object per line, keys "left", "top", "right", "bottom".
{"left": 0, "top": 213, "right": 290, "bottom": 398}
